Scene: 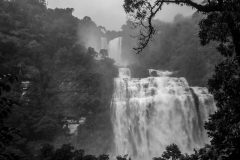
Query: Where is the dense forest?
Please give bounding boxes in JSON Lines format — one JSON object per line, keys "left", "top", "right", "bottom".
{"left": 1, "top": 0, "right": 240, "bottom": 160}
{"left": 0, "top": 0, "right": 117, "bottom": 159}
{"left": 121, "top": 14, "right": 222, "bottom": 86}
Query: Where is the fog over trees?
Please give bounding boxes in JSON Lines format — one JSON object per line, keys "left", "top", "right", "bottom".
{"left": 1, "top": 0, "right": 240, "bottom": 160}
{"left": 121, "top": 13, "right": 222, "bottom": 86}
{"left": 124, "top": 0, "right": 240, "bottom": 159}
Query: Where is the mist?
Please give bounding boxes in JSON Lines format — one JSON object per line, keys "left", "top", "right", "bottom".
{"left": 1, "top": 0, "right": 239, "bottom": 160}
{"left": 47, "top": 0, "right": 195, "bottom": 31}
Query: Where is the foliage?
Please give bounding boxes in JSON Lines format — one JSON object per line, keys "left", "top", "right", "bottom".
{"left": 0, "top": 0, "right": 117, "bottom": 158}
{"left": 205, "top": 58, "right": 240, "bottom": 159}
{"left": 123, "top": 0, "right": 240, "bottom": 159}
{"left": 198, "top": 1, "right": 240, "bottom": 62}
{"left": 123, "top": 0, "right": 240, "bottom": 58}
{"left": 38, "top": 144, "right": 110, "bottom": 160}
{"left": 2, "top": 0, "right": 239, "bottom": 159}
{"left": 153, "top": 144, "right": 188, "bottom": 160}
{"left": 122, "top": 14, "right": 221, "bottom": 86}
{"left": 0, "top": 74, "right": 25, "bottom": 160}
{"left": 161, "top": 144, "right": 182, "bottom": 160}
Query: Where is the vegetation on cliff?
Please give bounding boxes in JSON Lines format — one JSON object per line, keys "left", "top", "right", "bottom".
{"left": 0, "top": 0, "right": 117, "bottom": 158}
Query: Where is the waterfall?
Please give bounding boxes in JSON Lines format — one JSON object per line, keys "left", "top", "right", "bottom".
{"left": 108, "top": 37, "right": 123, "bottom": 65}
{"left": 101, "top": 37, "right": 108, "bottom": 50}
{"left": 111, "top": 68, "right": 216, "bottom": 160}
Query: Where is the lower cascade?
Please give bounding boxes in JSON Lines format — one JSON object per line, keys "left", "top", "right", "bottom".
{"left": 111, "top": 68, "right": 216, "bottom": 160}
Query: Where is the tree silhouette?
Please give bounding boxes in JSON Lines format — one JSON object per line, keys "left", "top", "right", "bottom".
{"left": 123, "top": 0, "right": 240, "bottom": 61}
{"left": 161, "top": 144, "right": 182, "bottom": 160}
{"left": 124, "top": 0, "right": 240, "bottom": 159}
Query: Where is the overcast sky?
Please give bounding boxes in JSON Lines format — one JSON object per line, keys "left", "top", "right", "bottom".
{"left": 47, "top": 0, "right": 195, "bottom": 31}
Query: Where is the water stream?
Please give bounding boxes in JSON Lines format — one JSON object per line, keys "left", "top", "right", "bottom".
{"left": 111, "top": 68, "right": 216, "bottom": 160}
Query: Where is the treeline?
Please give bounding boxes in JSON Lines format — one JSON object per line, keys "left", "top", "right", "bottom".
{"left": 36, "top": 143, "right": 130, "bottom": 160}
{"left": 33, "top": 143, "right": 213, "bottom": 160}
{"left": 15, "top": 142, "right": 219, "bottom": 160}
{"left": 0, "top": 0, "right": 117, "bottom": 159}
{"left": 121, "top": 14, "right": 222, "bottom": 86}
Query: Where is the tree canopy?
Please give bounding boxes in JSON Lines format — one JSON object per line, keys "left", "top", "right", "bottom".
{"left": 123, "top": 0, "right": 240, "bottom": 61}
{"left": 0, "top": 0, "right": 118, "bottom": 158}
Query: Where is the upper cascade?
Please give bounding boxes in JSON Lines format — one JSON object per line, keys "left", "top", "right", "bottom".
{"left": 119, "top": 68, "right": 131, "bottom": 79}
{"left": 108, "top": 37, "right": 124, "bottom": 66}
{"left": 111, "top": 68, "right": 216, "bottom": 160}
{"left": 149, "top": 69, "right": 173, "bottom": 77}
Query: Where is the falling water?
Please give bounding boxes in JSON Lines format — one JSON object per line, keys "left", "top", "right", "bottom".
{"left": 111, "top": 68, "right": 216, "bottom": 160}
{"left": 101, "top": 37, "right": 108, "bottom": 50}
{"left": 108, "top": 37, "right": 123, "bottom": 65}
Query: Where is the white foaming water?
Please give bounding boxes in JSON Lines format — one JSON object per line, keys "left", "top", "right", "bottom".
{"left": 108, "top": 37, "right": 123, "bottom": 66}
{"left": 149, "top": 69, "right": 173, "bottom": 77}
{"left": 111, "top": 68, "right": 216, "bottom": 160}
